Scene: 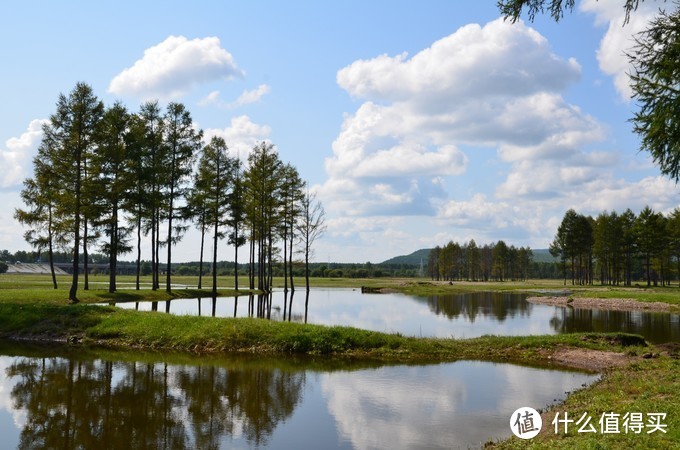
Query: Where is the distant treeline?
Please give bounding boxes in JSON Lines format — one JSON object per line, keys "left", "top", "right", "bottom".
{"left": 0, "top": 250, "right": 420, "bottom": 278}
{"left": 427, "top": 240, "right": 533, "bottom": 282}
{"left": 551, "top": 207, "right": 680, "bottom": 287}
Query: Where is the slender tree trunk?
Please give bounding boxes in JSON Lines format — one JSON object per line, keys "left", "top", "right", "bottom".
{"left": 108, "top": 201, "right": 118, "bottom": 293}
{"left": 198, "top": 221, "right": 205, "bottom": 290}
{"left": 289, "top": 216, "right": 295, "bottom": 292}
{"left": 154, "top": 213, "right": 161, "bottom": 291}
{"left": 69, "top": 160, "right": 81, "bottom": 302}
{"left": 83, "top": 217, "right": 89, "bottom": 290}
{"left": 135, "top": 212, "right": 141, "bottom": 290}
{"left": 83, "top": 155, "right": 89, "bottom": 291}
{"left": 151, "top": 211, "right": 156, "bottom": 291}
{"left": 48, "top": 206, "right": 57, "bottom": 290}
{"left": 305, "top": 249, "right": 310, "bottom": 292}
{"left": 646, "top": 254, "right": 651, "bottom": 287}
{"left": 267, "top": 228, "right": 273, "bottom": 292}
{"left": 283, "top": 222, "right": 288, "bottom": 292}
{"left": 234, "top": 228, "right": 239, "bottom": 291}
{"left": 166, "top": 186, "right": 175, "bottom": 293}
{"left": 249, "top": 226, "right": 255, "bottom": 290}
{"left": 212, "top": 217, "right": 218, "bottom": 296}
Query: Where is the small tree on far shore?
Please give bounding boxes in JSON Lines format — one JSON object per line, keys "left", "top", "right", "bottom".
{"left": 297, "top": 188, "right": 326, "bottom": 292}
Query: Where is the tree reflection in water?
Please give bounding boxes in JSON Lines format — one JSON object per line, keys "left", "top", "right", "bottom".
{"left": 7, "top": 354, "right": 306, "bottom": 449}
{"left": 425, "top": 292, "right": 531, "bottom": 323}
{"left": 548, "top": 307, "right": 680, "bottom": 344}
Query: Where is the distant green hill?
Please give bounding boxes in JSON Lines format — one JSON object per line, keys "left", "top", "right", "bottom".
{"left": 381, "top": 249, "right": 431, "bottom": 266}
{"left": 380, "top": 248, "right": 558, "bottom": 266}
{"left": 532, "top": 249, "right": 558, "bottom": 263}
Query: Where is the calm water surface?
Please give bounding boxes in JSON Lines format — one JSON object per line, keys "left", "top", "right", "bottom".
{"left": 105, "top": 289, "right": 680, "bottom": 343}
{"left": 0, "top": 344, "right": 597, "bottom": 449}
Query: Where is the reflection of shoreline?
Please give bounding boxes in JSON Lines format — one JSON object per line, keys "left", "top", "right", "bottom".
{"left": 528, "top": 296, "right": 675, "bottom": 312}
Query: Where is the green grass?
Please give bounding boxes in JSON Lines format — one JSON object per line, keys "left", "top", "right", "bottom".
{"left": 0, "top": 299, "right": 647, "bottom": 362}
{"left": 0, "top": 273, "right": 247, "bottom": 306}
{"left": 1, "top": 273, "right": 679, "bottom": 449}
{"left": 489, "top": 355, "right": 680, "bottom": 449}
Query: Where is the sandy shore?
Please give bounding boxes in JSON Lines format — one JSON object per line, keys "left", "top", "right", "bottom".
{"left": 527, "top": 296, "right": 676, "bottom": 312}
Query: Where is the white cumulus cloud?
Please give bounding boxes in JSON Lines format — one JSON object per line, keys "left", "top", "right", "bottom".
{"left": 109, "top": 35, "right": 244, "bottom": 99}
{"left": 1, "top": 119, "right": 47, "bottom": 189}
{"left": 322, "top": 18, "right": 594, "bottom": 219}
{"left": 580, "top": 0, "right": 664, "bottom": 99}
{"left": 198, "top": 84, "right": 271, "bottom": 108}
{"left": 203, "top": 115, "right": 271, "bottom": 160}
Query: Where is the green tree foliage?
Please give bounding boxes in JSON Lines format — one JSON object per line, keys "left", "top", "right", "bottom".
{"left": 499, "top": 0, "right": 645, "bottom": 24}
{"left": 430, "top": 239, "right": 532, "bottom": 282}
{"left": 634, "top": 206, "right": 668, "bottom": 286}
{"left": 428, "top": 246, "right": 441, "bottom": 280}
{"left": 227, "top": 167, "right": 247, "bottom": 290}
{"left": 551, "top": 210, "right": 594, "bottom": 285}
{"left": 14, "top": 152, "right": 68, "bottom": 289}
{"left": 137, "top": 101, "right": 166, "bottom": 291}
{"left": 244, "top": 142, "right": 284, "bottom": 293}
{"left": 551, "top": 206, "right": 680, "bottom": 286}
{"left": 41, "top": 82, "right": 104, "bottom": 302}
{"left": 124, "top": 110, "right": 155, "bottom": 290}
{"left": 92, "top": 102, "right": 133, "bottom": 293}
{"left": 191, "top": 136, "right": 238, "bottom": 296}
{"left": 162, "top": 103, "right": 203, "bottom": 293}
{"left": 629, "top": 7, "right": 680, "bottom": 181}
{"left": 669, "top": 208, "right": 680, "bottom": 286}
{"left": 499, "top": 0, "right": 680, "bottom": 181}
{"left": 16, "top": 84, "right": 326, "bottom": 302}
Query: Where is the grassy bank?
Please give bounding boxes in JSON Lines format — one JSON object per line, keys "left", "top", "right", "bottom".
{"left": 1, "top": 273, "right": 679, "bottom": 448}
{"left": 0, "top": 300, "right": 645, "bottom": 361}
{"left": 489, "top": 353, "right": 680, "bottom": 449}
{"left": 4, "top": 273, "right": 680, "bottom": 306}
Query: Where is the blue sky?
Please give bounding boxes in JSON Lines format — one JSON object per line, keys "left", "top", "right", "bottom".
{"left": 1, "top": 1, "right": 678, "bottom": 263}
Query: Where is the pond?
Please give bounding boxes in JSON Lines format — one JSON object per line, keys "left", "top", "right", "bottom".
{"left": 0, "top": 343, "right": 598, "bottom": 449}
{"left": 104, "top": 289, "right": 680, "bottom": 344}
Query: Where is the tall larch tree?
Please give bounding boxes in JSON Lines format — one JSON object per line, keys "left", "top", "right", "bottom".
{"left": 193, "top": 136, "right": 237, "bottom": 296}
{"left": 91, "top": 102, "right": 133, "bottom": 293}
{"left": 42, "top": 82, "right": 104, "bottom": 302}
{"left": 162, "top": 103, "right": 203, "bottom": 293}
{"left": 227, "top": 163, "right": 247, "bottom": 290}
{"left": 138, "top": 101, "right": 166, "bottom": 291}
{"left": 244, "top": 142, "right": 283, "bottom": 293}
{"left": 124, "top": 112, "right": 152, "bottom": 290}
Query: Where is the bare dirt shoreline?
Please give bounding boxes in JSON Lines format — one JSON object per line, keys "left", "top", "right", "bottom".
{"left": 526, "top": 295, "right": 676, "bottom": 312}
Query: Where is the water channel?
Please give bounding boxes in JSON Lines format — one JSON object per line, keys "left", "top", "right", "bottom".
{"left": 104, "top": 289, "right": 680, "bottom": 344}
{"left": 0, "top": 343, "right": 597, "bottom": 449}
